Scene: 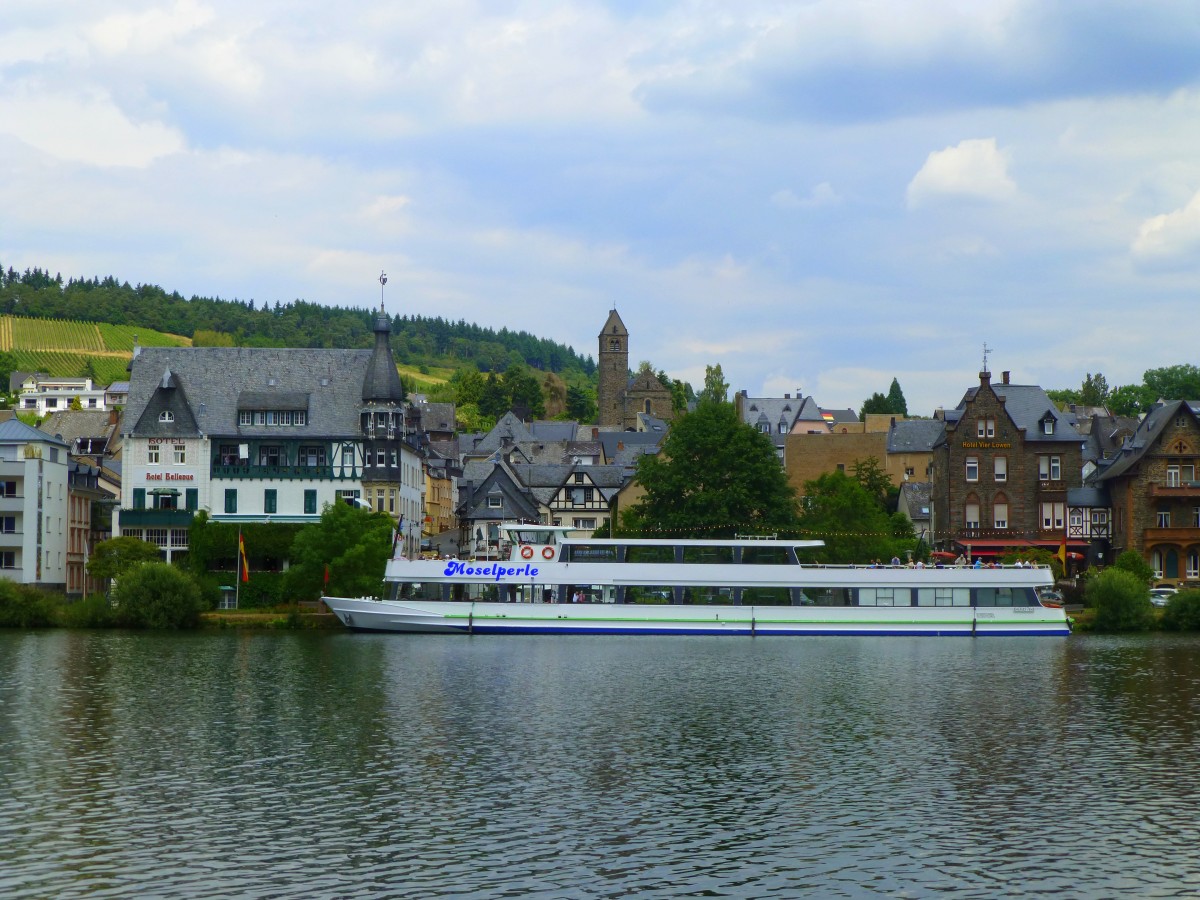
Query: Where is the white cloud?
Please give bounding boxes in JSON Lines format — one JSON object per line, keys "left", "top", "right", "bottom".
{"left": 906, "top": 138, "right": 1016, "bottom": 208}
{"left": 1131, "top": 189, "right": 1200, "bottom": 264}
{"left": 0, "top": 86, "right": 185, "bottom": 167}
{"left": 771, "top": 182, "right": 840, "bottom": 209}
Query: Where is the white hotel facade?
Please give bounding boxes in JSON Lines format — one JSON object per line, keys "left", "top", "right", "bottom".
{"left": 117, "top": 312, "right": 423, "bottom": 562}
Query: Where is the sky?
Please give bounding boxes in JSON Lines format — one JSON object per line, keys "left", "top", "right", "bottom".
{"left": 4, "top": 1, "right": 1200, "bottom": 416}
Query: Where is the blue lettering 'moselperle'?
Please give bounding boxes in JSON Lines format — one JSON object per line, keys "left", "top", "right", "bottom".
{"left": 443, "top": 561, "right": 539, "bottom": 581}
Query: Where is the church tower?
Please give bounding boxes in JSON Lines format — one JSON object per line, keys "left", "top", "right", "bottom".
{"left": 597, "top": 309, "right": 628, "bottom": 428}
{"left": 359, "top": 304, "right": 407, "bottom": 525}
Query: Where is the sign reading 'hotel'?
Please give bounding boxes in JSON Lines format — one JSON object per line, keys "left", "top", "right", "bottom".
{"left": 961, "top": 441, "right": 1013, "bottom": 449}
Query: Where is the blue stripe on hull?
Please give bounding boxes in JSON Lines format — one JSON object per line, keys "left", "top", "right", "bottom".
{"left": 418, "top": 624, "right": 1069, "bottom": 637}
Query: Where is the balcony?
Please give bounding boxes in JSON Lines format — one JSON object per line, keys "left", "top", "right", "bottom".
{"left": 118, "top": 509, "right": 196, "bottom": 528}
{"left": 1149, "top": 483, "right": 1200, "bottom": 499}
{"left": 211, "top": 463, "right": 353, "bottom": 480}
{"left": 1142, "top": 526, "right": 1200, "bottom": 546}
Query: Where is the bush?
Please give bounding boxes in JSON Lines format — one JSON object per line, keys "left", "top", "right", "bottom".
{"left": 1112, "top": 549, "right": 1155, "bottom": 586}
{"left": 58, "top": 594, "right": 117, "bottom": 628}
{"left": 1161, "top": 589, "right": 1200, "bottom": 631}
{"left": 1087, "top": 568, "right": 1154, "bottom": 633}
{"left": 0, "top": 580, "right": 59, "bottom": 627}
{"left": 112, "top": 563, "right": 204, "bottom": 629}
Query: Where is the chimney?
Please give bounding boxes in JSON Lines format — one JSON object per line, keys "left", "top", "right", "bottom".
{"left": 980, "top": 370, "right": 991, "bottom": 387}
{"left": 1002, "top": 371, "right": 1010, "bottom": 385}
{"left": 592, "top": 427, "right": 598, "bottom": 440}
{"left": 617, "top": 441, "right": 624, "bottom": 451}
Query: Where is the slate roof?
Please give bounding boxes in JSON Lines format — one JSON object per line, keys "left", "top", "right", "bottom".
{"left": 1094, "top": 400, "right": 1200, "bottom": 483}
{"left": 959, "top": 382, "right": 1082, "bottom": 443}
{"left": 529, "top": 421, "right": 578, "bottom": 442}
{"left": 897, "top": 481, "right": 932, "bottom": 523}
{"left": 41, "top": 410, "right": 118, "bottom": 449}
{"left": 123, "top": 347, "right": 374, "bottom": 439}
{"left": 361, "top": 312, "right": 406, "bottom": 403}
{"left": 739, "top": 395, "right": 824, "bottom": 432}
{"left": 414, "top": 402, "right": 456, "bottom": 434}
{"left": 0, "top": 418, "right": 68, "bottom": 446}
{"left": 887, "top": 419, "right": 945, "bottom": 453}
{"left": 595, "top": 430, "right": 663, "bottom": 465}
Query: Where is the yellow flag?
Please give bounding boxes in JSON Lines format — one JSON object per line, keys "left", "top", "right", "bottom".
{"left": 1057, "top": 541, "right": 1067, "bottom": 568}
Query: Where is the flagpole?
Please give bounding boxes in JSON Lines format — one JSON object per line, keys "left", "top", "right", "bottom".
{"left": 236, "top": 527, "right": 241, "bottom": 609}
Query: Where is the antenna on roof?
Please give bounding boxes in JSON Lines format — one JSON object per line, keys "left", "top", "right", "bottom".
{"left": 379, "top": 271, "right": 387, "bottom": 313}
{"left": 981, "top": 342, "right": 991, "bottom": 375}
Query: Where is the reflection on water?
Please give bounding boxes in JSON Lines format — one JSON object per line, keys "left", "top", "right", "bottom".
{"left": 3, "top": 631, "right": 1200, "bottom": 897}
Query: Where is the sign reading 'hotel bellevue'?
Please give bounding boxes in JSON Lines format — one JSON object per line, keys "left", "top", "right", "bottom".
{"left": 961, "top": 441, "right": 1013, "bottom": 449}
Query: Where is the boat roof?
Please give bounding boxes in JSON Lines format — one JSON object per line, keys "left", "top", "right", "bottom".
{"left": 561, "top": 537, "right": 825, "bottom": 548}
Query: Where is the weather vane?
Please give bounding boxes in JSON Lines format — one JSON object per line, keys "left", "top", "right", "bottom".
{"left": 379, "top": 270, "right": 387, "bottom": 312}
{"left": 981, "top": 342, "right": 991, "bottom": 375}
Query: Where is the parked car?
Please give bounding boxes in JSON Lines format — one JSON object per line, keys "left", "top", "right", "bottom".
{"left": 1150, "top": 587, "right": 1178, "bottom": 608}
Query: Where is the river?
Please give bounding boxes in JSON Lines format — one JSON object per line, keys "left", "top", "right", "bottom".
{"left": 2, "top": 630, "right": 1199, "bottom": 898}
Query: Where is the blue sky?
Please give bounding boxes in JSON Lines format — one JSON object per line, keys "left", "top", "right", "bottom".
{"left": 3, "top": 1, "right": 1200, "bottom": 415}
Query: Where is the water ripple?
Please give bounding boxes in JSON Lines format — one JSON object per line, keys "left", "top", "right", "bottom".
{"left": 4, "top": 632, "right": 1200, "bottom": 897}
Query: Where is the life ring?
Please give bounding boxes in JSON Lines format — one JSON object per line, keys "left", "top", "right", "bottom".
{"left": 542, "top": 546, "right": 555, "bottom": 560}
{"left": 520, "top": 545, "right": 534, "bottom": 559}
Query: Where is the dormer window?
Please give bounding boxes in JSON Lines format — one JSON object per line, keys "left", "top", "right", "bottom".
{"left": 158, "top": 411, "right": 174, "bottom": 423}
{"left": 1043, "top": 418, "right": 1055, "bottom": 435}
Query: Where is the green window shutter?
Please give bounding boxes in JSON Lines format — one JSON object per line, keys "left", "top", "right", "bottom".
{"left": 265, "top": 489, "right": 277, "bottom": 514}
{"left": 304, "top": 490, "right": 317, "bottom": 515}
{"left": 185, "top": 488, "right": 198, "bottom": 511}
{"left": 133, "top": 488, "right": 145, "bottom": 509}
{"left": 225, "top": 489, "right": 237, "bottom": 514}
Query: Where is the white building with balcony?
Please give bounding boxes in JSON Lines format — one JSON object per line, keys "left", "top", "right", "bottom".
{"left": 0, "top": 419, "right": 69, "bottom": 589}
{"left": 16, "top": 374, "right": 108, "bottom": 415}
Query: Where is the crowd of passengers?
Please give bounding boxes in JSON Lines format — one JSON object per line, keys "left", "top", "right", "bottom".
{"left": 865, "top": 554, "right": 1041, "bottom": 569}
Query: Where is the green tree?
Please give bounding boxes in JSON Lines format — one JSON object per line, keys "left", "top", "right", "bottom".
{"left": 1161, "top": 589, "right": 1200, "bottom": 631}
{"left": 622, "top": 401, "right": 800, "bottom": 538}
{"left": 504, "top": 363, "right": 545, "bottom": 418}
{"left": 479, "top": 372, "right": 509, "bottom": 419}
{"left": 286, "top": 500, "right": 394, "bottom": 600}
{"left": 1087, "top": 567, "right": 1154, "bottom": 633}
{"left": 1079, "top": 372, "right": 1110, "bottom": 406}
{"left": 565, "top": 384, "right": 596, "bottom": 422}
{"left": 698, "top": 364, "right": 729, "bottom": 405}
{"left": 1143, "top": 364, "right": 1200, "bottom": 404}
{"left": 451, "top": 368, "right": 485, "bottom": 407}
{"left": 87, "top": 536, "right": 161, "bottom": 582}
{"left": 850, "top": 456, "right": 896, "bottom": 513}
{"left": 859, "top": 392, "right": 892, "bottom": 419}
{"left": 1107, "top": 384, "right": 1147, "bottom": 417}
{"left": 1112, "top": 549, "right": 1155, "bottom": 586}
{"left": 112, "top": 562, "right": 205, "bottom": 629}
{"left": 886, "top": 378, "right": 908, "bottom": 416}
{"left": 542, "top": 371, "right": 567, "bottom": 418}
{"left": 797, "top": 470, "right": 910, "bottom": 564}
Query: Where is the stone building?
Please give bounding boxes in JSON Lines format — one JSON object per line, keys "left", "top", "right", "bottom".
{"left": 931, "top": 369, "right": 1083, "bottom": 560}
{"left": 1092, "top": 399, "right": 1200, "bottom": 584}
{"left": 596, "top": 309, "right": 673, "bottom": 430}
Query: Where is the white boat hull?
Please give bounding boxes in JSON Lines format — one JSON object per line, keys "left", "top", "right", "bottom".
{"left": 322, "top": 596, "right": 1071, "bottom": 637}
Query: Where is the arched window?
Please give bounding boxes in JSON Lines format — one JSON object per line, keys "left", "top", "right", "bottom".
{"left": 158, "top": 410, "right": 174, "bottom": 423}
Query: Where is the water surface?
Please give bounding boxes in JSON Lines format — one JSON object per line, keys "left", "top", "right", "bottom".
{"left": 2, "top": 631, "right": 1199, "bottom": 898}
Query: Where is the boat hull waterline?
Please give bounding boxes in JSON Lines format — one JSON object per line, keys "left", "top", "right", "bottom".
{"left": 322, "top": 596, "right": 1070, "bottom": 637}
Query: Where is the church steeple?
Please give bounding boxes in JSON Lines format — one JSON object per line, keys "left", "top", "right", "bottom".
{"left": 597, "top": 308, "right": 629, "bottom": 428}
{"left": 362, "top": 303, "right": 405, "bottom": 403}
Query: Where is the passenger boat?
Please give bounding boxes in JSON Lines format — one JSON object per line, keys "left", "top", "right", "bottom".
{"left": 323, "top": 524, "right": 1070, "bottom": 636}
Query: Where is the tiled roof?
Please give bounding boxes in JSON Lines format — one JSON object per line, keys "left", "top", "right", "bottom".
{"left": 887, "top": 419, "right": 945, "bottom": 453}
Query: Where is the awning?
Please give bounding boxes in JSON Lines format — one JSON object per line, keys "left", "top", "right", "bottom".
{"left": 148, "top": 488, "right": 181, "bottom": 495}
{"left": 954, "top": 539, "right": 1087, "bottom": 549}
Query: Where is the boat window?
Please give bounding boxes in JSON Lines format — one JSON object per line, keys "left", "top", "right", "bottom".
{"left": 624, "top": 585, "right": 673, "bottom": 604}
{"left": 782, "top": 588, "right": 859, "bottom": 609}
{"left": 685, "top": 586, "right": 736, "bottom": 605}
{"left": 858, "top": 587, "right": 912, "bottom": 607}
{"left": 567, "top": 544, "right": 618, "bottom": 562}
{"left": 396, "top": 582, "right": 445, "bottom": 601}
{"left": 916, "top": 587, "right": 971, "bottom": 607}
{"left": 511, "top": 530, "right": 552, "bottom": 546}
{"left": 743, "top": 586, "right": 796, "bottom": 605}
{"left": 683, "top": 547, "right": 733, "bottom": 564}
{"left": 975, "top": 587, "right": 1035, "bottom": 607}
{"left": 741, "top": 547, "right": 795, "bottom": 565}
{"left": 626, "top": 545, "right": 674, "bottom": 563}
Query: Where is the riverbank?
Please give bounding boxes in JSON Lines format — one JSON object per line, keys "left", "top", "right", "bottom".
{"left": 201, "top": 602, "right": 342, "bottom": 630}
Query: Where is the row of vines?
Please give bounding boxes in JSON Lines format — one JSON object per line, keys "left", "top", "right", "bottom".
{"left": 0, "top": 316, "right": 189, "bottom": 353}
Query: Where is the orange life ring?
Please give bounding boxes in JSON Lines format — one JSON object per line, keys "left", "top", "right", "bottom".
{"left": 520, "top": 545, "right": 534, "bottom": 559}
{"left": 542, "top": 546, "right": 555, "bottom": 560}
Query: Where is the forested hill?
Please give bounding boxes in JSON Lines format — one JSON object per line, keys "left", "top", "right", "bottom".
{"left": 0, "top": 267, "right": 594, "bottom": 376}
